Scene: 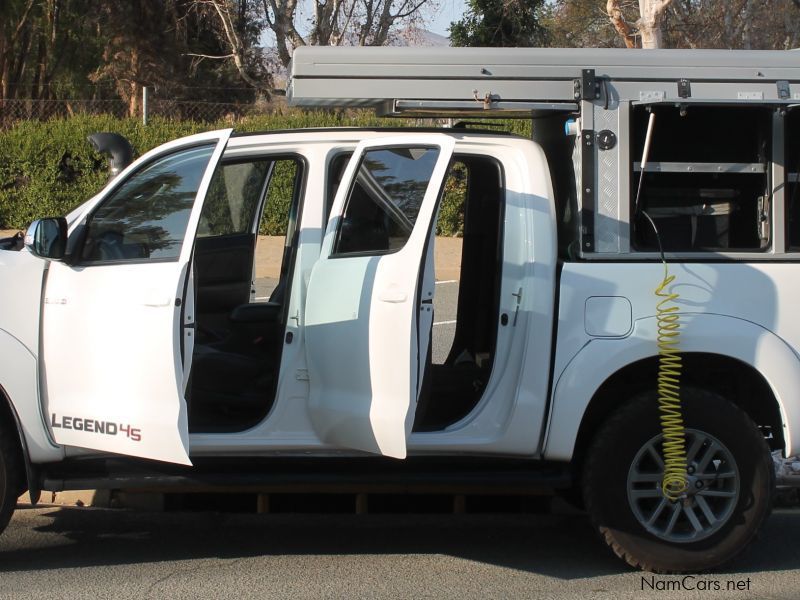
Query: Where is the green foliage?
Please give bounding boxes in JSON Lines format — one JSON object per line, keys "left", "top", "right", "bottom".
{"left": 438, "top": 162, "right": 467, "bottom": 236}
{"left": 450, "top": 0, "right": 549, "bottom": 47}
{"left": 541, "top": 0, "right": 624, "bottom": 49}
{"left": 259, "top": 159, "right": 298, "bottom": 236}
{"left": 0, "top": 114, "right": 205, "bottom": 227}
{"left": 0, "top": 113, "right": 532, "bottom": 237}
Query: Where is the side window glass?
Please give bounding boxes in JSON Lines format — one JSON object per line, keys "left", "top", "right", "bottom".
{"left": 332, "top": 146, "right": 440, "bottom": 256}
{"left": 254, "top": 158, "right": 303, "bottom": 303}
{"left": 198, "top": 160, "right": 272, "bottom": 238}
{"left": 82, "top": 144, "right": 215, "bottom": 262}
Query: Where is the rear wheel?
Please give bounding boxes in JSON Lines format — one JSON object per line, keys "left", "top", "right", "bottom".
{"left": 0, "top": 418, "right": 22, "bottom": 536}
{"left": 583, "top": 388, "right": 773, "bottom": 572}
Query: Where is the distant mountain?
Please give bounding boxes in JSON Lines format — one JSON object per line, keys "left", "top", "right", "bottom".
{"left": 417, "top": 30, "right": 450, "bottom": 47}
{"left": 391, "top": 28, "right": 450, "bottom": 47}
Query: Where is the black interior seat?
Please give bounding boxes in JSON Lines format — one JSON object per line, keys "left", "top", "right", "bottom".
{"left": 189, "top": 344, "right": 275, "bottom": 431}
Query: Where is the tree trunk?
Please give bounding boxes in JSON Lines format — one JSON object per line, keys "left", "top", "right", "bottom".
{"left": 0, "top": 61, "right": 9, "bottom": 101}
{"left": 637, "top": 0, "right": 674, "bottom": 49}
{"left": 32, "top": 34, "right": 45, "bottom": 99}
{"left": 0, "top": 30, "right": 8, "bottom": 100}
{"left": 128, "top": 47, "right": 139, "bottom": 118}
{"left": 8, "top": 25, "right": 32, "bottom": 100}
{"left": 742, "top": 0, "right": 755, "bottom": 49}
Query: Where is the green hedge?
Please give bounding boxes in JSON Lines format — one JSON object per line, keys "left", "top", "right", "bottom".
{"left": 0, "top": 113, "right": 530, "bottom": 236}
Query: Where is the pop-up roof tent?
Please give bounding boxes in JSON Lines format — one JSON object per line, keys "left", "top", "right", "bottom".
{"left": 288, "top": 47, "right": 800, "bottom": 259}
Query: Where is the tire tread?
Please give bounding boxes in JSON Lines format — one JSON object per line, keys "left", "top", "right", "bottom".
{"left": 583, "top": 388, "right": 774, "bottom": 573}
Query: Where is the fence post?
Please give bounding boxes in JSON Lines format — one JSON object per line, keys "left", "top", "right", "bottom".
{"left": 142, "top": 86, "right": 149, "bottom": 126}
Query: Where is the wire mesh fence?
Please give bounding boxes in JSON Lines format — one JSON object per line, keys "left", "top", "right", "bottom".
{"left": 0, "top": 95, "right": 269, "bottom": 128}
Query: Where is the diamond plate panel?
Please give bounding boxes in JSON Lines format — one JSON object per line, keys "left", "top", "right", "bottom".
{"left": 595, "top": 108, "right": 621, "bottom": 253}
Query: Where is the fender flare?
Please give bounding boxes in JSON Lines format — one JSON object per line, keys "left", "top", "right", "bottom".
{"left": 544, "top": 313, "right": 799, "bottom": 461}
{"left": 0, "top": 384, "right": 40, "bottom": 504}
{"left": 0, "top": 328, "right": 63, "bottom": 504}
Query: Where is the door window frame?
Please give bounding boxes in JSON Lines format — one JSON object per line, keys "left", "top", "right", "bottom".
{"left": 72, "top": 141, "right": 219, "bottom": 267}
{"left": 329, "top": 144, "right": 443, "bottom": 260}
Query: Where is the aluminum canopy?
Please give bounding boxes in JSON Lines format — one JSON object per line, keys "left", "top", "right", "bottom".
{"left": 287, "top": 46, "right": 800, "bottom": 115}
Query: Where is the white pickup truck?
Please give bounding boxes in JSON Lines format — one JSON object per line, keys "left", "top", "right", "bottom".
{"left": 1, "top": 46, "right": 798, "bottom": 573}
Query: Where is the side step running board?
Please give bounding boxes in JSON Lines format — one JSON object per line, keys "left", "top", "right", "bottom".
{"left": 39, "top": 457, "right": 573, "bottom": 495}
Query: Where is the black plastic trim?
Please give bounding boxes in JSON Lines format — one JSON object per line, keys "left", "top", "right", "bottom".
{"left": 580, "top": 130, "right": 595, "bottom": 253}
{"left": 39, "top": 456, "right": 572, "bottom": 493}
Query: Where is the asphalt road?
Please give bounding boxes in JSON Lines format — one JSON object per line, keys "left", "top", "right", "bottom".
{"left": 2, "top": 505, "right": 800, "bottom": 599}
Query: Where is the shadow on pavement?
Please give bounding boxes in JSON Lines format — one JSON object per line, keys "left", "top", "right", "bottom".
{"left": 2, "top": 507, "right": 620, "bottom": 578}
{"left": 1, "top": 506, "right": 798, "bottom": 578}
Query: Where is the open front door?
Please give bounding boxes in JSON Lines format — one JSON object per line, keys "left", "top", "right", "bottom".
{"left": 305, "top": 135, "right": 455, "bottom": 458}
{"left": 42, "top": 129, "right": 232, "bottom": 465}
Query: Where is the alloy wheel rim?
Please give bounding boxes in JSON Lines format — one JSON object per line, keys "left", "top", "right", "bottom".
{"left": 627, "top": 428, "right": 740, "bottom": 543}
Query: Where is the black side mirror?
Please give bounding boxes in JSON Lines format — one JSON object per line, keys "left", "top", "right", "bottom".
{"left": 25, "top": 218, "right": 68, "bottom": 260}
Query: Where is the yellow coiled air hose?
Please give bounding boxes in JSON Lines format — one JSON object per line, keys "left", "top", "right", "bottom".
{"left": 654, "top": 263, "right": 688, "bottom": 501}
{"left": 637, "top": 111, "right": 689, "bottom": 503}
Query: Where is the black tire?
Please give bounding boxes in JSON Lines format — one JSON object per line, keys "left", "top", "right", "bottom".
{"left": 583, "top": 387, "right": 773, "bottom": 573}
{"left": 0, "top": 417, "right": 22, "bottom": 536}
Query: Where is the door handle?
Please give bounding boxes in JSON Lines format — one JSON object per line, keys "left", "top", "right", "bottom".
{"left": 142, "top": 295, "right": 172, "bottom": 307}
{"left": 378, "top": 288, "right": 407, "bottom": 303}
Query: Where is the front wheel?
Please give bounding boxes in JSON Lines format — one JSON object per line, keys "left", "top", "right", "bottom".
{"left": 583, "top": 388, "right": 773, "bottom": 573}
{"left": 0, "top": 417, "right": 22, "bottom": 537}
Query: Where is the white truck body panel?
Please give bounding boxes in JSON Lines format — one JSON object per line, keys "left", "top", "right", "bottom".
{"left": 545, "top": 262, "right": 800, "bottom": 460}
{"left": 0, "top": 250, "right": 61, "bottom": 463}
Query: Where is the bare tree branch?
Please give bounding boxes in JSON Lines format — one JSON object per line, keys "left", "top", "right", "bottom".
{"left": 606, "top": 0, "right": 637, "bottom": 47}
{"left": 200, "top": 0, "right": 271, "bottom": 93}
{"left": 11, "top": 0, "right": 37, "bottom": 46}
{"left": 185, "top": 52, "right": 236, "bottom": 59}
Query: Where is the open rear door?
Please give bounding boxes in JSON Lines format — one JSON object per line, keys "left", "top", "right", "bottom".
{"left": 305, "top": 135, "right": 455, "bottom": 458}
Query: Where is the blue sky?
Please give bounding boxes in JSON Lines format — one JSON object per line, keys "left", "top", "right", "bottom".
{"left": 427, "top": 0, "right": 467, "bottom": 37}
{"left": 264, "top": 0, "right": 467, "bottom": 45}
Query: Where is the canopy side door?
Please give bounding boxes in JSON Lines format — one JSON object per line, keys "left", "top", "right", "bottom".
{"left": 305, "top": 135, "right": 455, "bottom": 458}
{"left": 42, "top": 129, "right": 232, "bottom": 465}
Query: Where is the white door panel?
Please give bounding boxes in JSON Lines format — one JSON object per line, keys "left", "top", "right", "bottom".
{"left": 43, "top": 129, "right": 232, "bottom": 465}
{"left": 306, "top": 135, "right": 455, "bottom": 458}
{"left": 44, "top": 261, "right": 191, "bottom": 463}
